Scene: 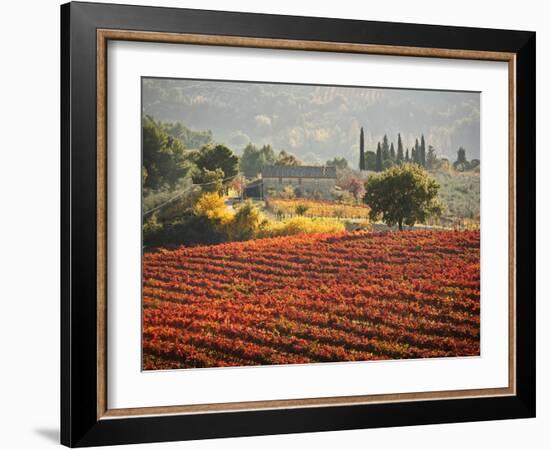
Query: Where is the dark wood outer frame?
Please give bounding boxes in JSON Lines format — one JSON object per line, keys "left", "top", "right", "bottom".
{"left": 61, "top": 1, "right": 535, "bottom": 447}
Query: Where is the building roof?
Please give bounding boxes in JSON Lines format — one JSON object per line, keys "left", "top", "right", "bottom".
{"left": 261, "top": 165, "right": 337, "bottom": 179}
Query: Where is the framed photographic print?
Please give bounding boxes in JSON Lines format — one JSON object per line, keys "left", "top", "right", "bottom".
{"left": 61, "top": 1, "right": 536, "bottom": 447}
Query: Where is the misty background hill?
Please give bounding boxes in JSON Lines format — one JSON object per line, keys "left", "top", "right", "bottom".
{"left": 143, "top": 78, "right": 480, "bottom": 165}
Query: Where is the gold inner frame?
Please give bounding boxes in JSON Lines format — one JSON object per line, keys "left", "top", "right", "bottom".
{"left": 96, "top": 29, "right": 517, "bottom": 420}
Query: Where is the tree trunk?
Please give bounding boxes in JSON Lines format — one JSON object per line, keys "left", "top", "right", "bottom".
{"left": 398, "top": 219, "right": 403, "bottom": 231}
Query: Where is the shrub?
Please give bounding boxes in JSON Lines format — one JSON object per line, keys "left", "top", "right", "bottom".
{"left": 144, "top": 192, "right": 348, "bottom": 247}
{"left": 227, "top": 201, "right": 263, "bottom": 241}
{"left": 295, "top": 204, "right": 309, "bottom": 216}
{"left": 143, "top": 215, "right": 224, "bottom": 247}
{"left": 194, "top": 167, "right": 225, "bottom": 194}
{"left": 143, "top": 213, "right": 164, "bottom": 245}
{"left": 193, "top": 192, "right": 231, "bottom": 223}
{"left": 258, "top": 217, "right": 345, "bottom": 238}
{"left": 265, "top": 197, "right": 370, "bottom": 220}
{"left": 332, "top": 207, "right": 345, "bottom": 219}
{"left": 280, "top": 185, "right": 296, "bottom": 199}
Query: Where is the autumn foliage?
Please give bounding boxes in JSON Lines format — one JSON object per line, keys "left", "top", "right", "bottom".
{"left": 142, "top": 229, "right": 480, "bottom": 370}
{"left": 265, "top": 197, "right": 370, "bottom": 219}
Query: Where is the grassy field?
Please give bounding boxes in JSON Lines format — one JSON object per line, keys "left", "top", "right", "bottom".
{"left": 265, "top": 197, "right": 370, "bottom": 219}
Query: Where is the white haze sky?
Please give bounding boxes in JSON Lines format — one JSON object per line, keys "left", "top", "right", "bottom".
{"left": 143, "top": 78, "right": 480, "bottom": 165}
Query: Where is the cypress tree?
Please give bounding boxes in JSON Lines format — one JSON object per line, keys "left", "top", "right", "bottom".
{"left": 375, "top": 142, "right": 383, "bottom": 172}
{"left": 390, "top": 142, "right": 396, "bottom": 160}
{"left": 414, "top": 138, "right": 420, "bottom": 164}
{"left": 397, "top": 133, "right": 404, "bottom": 163}
{"left": 382, "top": 135, "right": 390, "bottom": 161}
{"left": 457, "top": 147, "right": 467, "bottom": 164}
{"left": 359, "top": 127, "right": 365, "bottom": 170}
{"left": 411, "top": 146, "right": 417, "bottom": 164}
{"left": 405, "top": 148, "right": 410, "bottom": 162}
{"left": 420, "top": 134, "right": 426, "bottom": 167}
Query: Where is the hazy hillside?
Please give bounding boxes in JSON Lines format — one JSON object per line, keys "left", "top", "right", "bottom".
{"left": 143, "top": 78, "right": 480, "bottom": 165}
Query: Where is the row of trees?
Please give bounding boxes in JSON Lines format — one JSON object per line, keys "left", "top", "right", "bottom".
{"left": 358, "top": 128, "right": 439, "bottom": 172}
{"left": 144, "top": 117, "right": 308, "bottom": 196}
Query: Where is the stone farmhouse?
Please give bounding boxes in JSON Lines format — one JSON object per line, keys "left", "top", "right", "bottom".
{"left": 259, "top": 165, "right": 337, "bottom": 199}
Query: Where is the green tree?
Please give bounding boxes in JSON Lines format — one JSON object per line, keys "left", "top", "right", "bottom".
{"left": 142, "top": 115, "right": 195, "bottom": 190}
{"left": 397, "top": 133, "right": 404, "bottom": 163}
{"left": 276, "top": 150, "right": 302, "bottom": 166}
{"left": 162, "top": 121, "right": 213, "bottom": 149}
{"left": 228, "top": 201, "right": 262, "bottom": 241}
{"left": 359, "top": 127, "right": 366, "bottom": 171}
{"left": 420, "top": 134, "right": 427, "bottom": 167}
{"left": 375, "top": 142, "right": 383, "bottom": 172}
{"left": 194, "top": 168, "right": 225, "bottom": 194}
{"left": 326, "top": 156, "right": 349, "bottom": 170}
{"left": 382, "top": 135, "right": 390, "bottom": 161}
{"left": 364, "top": 164, "right": 443, "bottom": 230}
{"left": 239, "top": 143, "right": 259, "bottom": 178}
{"left": 295, "top": 204, "right": 309, "bottom": 216}
{"left": 457, "top": 147, "right": 467, "bottom": 163}
{"left": 195, "top": 144, "right": 239, "bottom": 182}
{"left": 365, "top": 151, "right": 377, "bottom": 171}
{"left": 414, "top": 138, "right": 420, "bottom": 164}
{"left": 405, "top": 148, "right": 410, "bottom": 162}
{"left": 390, "top": 142, "right": 396, "bottom": 161}
{"left": 239, "top": 143, "right": 276, "bottom": 178}
{"left": 453, "top": 147, "right": 469, "bottom": 171}
{"left": 470, "top": 159, "right": 480, "bottom": 170}
{"left": 426, "top": 145, "right": 438, "bottom": 170}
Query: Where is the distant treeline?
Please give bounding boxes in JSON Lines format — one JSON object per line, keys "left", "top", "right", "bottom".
{"left": 143, "top": 116, "right": 479, "bottom": 197}
{"left": 143, "top": 115, "right": 310, "bottom": 193}
{"left": 358, "top": 127, "right": 479, "bottom": 173}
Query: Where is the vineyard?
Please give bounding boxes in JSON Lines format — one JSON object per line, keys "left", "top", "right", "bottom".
{"left": 142, "top": 229, "right": 480, "bottom": 370}
{"left": 265, "top": 197, "right": 370, "bottom": 219}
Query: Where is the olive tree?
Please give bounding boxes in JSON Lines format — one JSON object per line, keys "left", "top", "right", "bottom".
{"left": 364, "top": 164, "right": 443, "bottom": 230}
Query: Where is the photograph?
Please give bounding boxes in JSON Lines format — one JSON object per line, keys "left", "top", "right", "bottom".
{"left": 141, "top": 78, "right": 481, "bottom": 370}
